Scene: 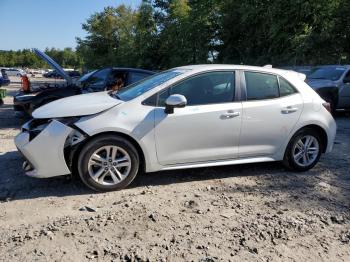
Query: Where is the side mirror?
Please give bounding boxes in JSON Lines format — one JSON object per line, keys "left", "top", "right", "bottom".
{"left": 165, "top": 94, "right": 187, "bottom": 114}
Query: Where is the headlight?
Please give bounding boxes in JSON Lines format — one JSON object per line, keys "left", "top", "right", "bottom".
{"left": 22, "top": 117, "right": 82, "bottom": 141}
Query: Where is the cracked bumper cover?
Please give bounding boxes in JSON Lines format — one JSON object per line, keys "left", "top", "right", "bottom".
{"left": 15, "top": 120, "right": 73, "bottom": 178}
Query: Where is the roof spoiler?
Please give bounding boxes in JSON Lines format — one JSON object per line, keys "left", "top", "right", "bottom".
{"left": 263, "top": 64, "right": 273, "bottom": 68}
{"left": 34, "top": 48, "right": 72, "bottom": 85}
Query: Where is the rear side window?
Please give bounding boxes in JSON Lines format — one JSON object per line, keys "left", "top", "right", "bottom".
{"left": 245, "top": 72, "right": 279, "bottom": 100}
{"left": 278, "top": 77, "right": 297, "bottom": 97}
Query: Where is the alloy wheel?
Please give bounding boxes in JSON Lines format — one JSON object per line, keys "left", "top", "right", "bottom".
{"left": 87, "top": 146, "right": 131, "bottom": 186}
{"left": 292, "top": 135, "right": 319, "bottom": 167}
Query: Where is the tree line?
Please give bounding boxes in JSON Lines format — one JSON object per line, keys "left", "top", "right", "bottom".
{"left": 1, "top": 0, "right": 349, "bottom": 71}
{"left": 0, "top": 48, "right": 82, "bottom": 69}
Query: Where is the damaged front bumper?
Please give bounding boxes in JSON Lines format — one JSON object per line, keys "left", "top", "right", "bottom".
{"left": 15, "top": 119, "right": 85, "bottom": 178}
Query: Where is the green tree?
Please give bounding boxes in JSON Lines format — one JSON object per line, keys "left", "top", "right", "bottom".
{"left": 76, "top": 5, "right": 137, "bottom": 69}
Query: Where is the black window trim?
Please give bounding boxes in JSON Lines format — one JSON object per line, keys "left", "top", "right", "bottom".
{"left": 142, "top": 69, "right": 243, "bottom": 107}
{"left": 240, "top": 70, "right": 299, "bottom": 102}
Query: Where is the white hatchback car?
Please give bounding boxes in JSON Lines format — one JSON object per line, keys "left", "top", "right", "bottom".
{"left": 15, "top": 65, "right": 336, "bottom": 191}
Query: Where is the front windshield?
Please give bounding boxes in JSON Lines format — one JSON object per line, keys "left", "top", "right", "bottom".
{"left": 113, "top": 69, "right": 189, "bottom": 101}
{"left": 308, "top": 67, "right": 346, "bottom": 81}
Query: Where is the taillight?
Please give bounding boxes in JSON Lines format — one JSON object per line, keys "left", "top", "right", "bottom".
{"left": 322, "top": 102, "right": 331, "bottom": 113}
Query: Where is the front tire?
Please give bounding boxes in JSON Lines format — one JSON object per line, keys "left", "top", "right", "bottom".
{"left": 283, "top": 128, "right": 322, "bottom": 172}
{"left": 77, "top": 135, "right": 139, "bottom": 192}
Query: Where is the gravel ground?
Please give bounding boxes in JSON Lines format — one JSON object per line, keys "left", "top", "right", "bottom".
{"left": 0, "top": 80, "right": 349, "bottom": 261}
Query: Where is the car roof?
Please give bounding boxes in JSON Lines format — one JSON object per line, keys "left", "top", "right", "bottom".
{"left": 174, "top": 64, "right": 299, "bottom": 76}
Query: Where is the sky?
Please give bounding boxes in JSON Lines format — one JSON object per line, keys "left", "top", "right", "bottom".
{"left": 0, "top": 0, "right": 141, "bottom": 51}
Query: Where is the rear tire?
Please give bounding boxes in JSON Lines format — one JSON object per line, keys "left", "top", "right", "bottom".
{"left": 77, "top": 135, "right": 139, "bottom": 192}
{"left": 283, "top": 128, "right": 322, "bottom": 172}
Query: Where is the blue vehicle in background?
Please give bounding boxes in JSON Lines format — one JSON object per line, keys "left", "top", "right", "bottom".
{"left": 0, "top": 69, "right": 10, "bottom": 87}
{"left": 0, "top": 69, "right": 10, "bottom": 106}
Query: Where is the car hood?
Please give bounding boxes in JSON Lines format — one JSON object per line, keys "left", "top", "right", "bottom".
{"left": 34, "top": 48, "right": 72, "bottom": 85}
{"left": 32, "top": 92, "right": 122, "bottom": 119}
{"left": 306, "top": 79, "right": 335, "bottom": 89}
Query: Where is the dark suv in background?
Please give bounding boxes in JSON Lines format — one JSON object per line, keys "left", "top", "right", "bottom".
{"left": 13, "top": 49, "right": 154, "bottom": 117}
{"left": 0, "top": 69, "right": 10, "bottom": 87}
{"left": 306, "top": 65, "right": 350, "bottom": 113}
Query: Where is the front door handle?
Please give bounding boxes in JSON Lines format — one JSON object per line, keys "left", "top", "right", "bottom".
{"left": 221, "top": 110, "right": 240, "bottom": 119}
{"left": 281, "top": 106, "right": 298, "bottom": 114}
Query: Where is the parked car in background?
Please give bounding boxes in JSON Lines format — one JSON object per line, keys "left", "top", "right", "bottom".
{"left": 13, "top": 49, "right": 154, "bottom": 117}
{"left": 15, "top": 65, "right": 336, "bottom": 191}
{"left": 26, "top": 69, "right": 46, "bottom": 77}
{"left": 67, "top": 70, "right": 81, "bottom": 78}
{"left": 0, "top": 69, "right": 10, "bottom": 87}
{"left": 5, "top": 68, "right": 25, "bottom": 77}
{"left": 306, "top": 65, "right": 350, "bottom": 113}
{"left": 282, "top": 66, "right": 313, "bottom": 77}
{"left": 43, "top": 70, "right": 63, "bottom": 78}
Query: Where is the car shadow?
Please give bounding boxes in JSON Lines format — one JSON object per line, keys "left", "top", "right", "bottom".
{"left": 2, "top": 148, "right": 349, "bottom": 213}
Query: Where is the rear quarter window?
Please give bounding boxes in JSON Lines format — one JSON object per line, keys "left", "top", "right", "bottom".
{"left": 278, "top": 77, "right": 297, "bottom": 97}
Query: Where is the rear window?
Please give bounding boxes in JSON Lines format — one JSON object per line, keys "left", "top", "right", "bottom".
{"left": 308, "top": 67, "right": 346, "bottom": 81}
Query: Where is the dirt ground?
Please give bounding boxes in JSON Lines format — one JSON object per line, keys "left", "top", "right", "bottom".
{"left": 0, "top": 79, "right": 349, "bottom": 262}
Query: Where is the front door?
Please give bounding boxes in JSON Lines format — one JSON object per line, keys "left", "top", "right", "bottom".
{"left": 154, "top": 71, "right": 242, "bottom": 165}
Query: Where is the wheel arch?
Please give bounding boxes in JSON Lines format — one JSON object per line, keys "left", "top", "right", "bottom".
{"left": 69, "top": 131, "right": 146, "bottom": 174}
{"left": 290, "top": 124, "right": 328, "bottom": 153}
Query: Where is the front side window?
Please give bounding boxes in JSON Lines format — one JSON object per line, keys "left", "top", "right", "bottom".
{"left": 159, "top": 71, "right": 235, "bottom": 106}
{"left": 245, "top": 72, "right": 279, "bottom": 100}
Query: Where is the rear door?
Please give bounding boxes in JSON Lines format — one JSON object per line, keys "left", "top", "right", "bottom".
{"left": 239, "top": 71, "right": 303, "bottom": 158}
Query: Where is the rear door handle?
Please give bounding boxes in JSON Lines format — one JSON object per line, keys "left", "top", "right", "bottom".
{"left": 221, "top": 111, "right": 240, "bottom": 118}
{"left": 281, "top": 106, "right": 298, "bottom": 114}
